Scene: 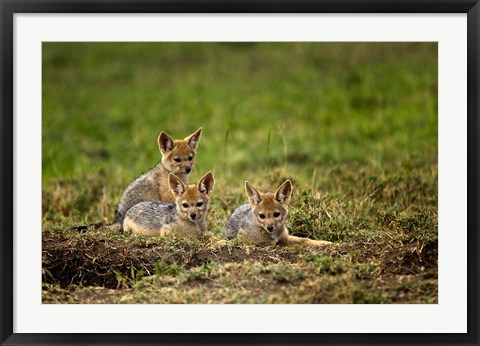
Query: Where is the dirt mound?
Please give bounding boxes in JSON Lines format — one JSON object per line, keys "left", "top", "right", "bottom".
{"left": 42, "top": 228, "right": 437, "bottom": 293}
{"left": 42, "top": 233, "right": 300, "bottom": 289}
{"left": 380, "top": 239, "right": 437, "bottom": 275}
{"left": 323, "top": 239, "right": 437, "bottom": 276}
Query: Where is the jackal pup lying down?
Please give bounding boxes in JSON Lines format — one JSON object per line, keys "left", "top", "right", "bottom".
{"left": 123, "top": 171, "right": 215, "bottom": 239}
{"left": 225, "top": 180, "right": 332, "bottom": 247}
{"left": 111, "top": 128, "right": 202, "bottom": 230}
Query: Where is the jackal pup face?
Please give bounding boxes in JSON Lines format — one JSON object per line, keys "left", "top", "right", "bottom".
{"left": 169, "top": 171, "right": 215, "bottom": 224}
{"left": 245, "top": 180, "right": 292, "bottom": 235}
{"left": 158, "top": 128, "right": 202, "bottom": 175}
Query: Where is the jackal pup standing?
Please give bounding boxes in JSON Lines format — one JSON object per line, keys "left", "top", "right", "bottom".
{"left": 111, "top": 128, "right": 202, "bottom": 230}
{"left": 225, "top": 180, "right": 332, "bottom": 247}
{"left": 123, "top": 171, "right": 215, "bottom": 239}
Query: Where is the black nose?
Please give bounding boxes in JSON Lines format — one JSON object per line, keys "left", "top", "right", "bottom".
{"left": 190, "top": 213, "right": 196, "bottom": 220}
{"left": 267, "top": 225, "right": 274, "bottom": 232}
{"left": 185, "top": 167, "right": 191, "bottom": 173}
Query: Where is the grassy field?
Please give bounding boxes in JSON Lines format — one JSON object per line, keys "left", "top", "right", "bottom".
{"left": 42, "top": 42, "right": 438, "bottom": 304}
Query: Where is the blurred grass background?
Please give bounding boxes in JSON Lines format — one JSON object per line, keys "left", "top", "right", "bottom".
{"left": 42, "top": 42, "right": 437, "bottom": 230}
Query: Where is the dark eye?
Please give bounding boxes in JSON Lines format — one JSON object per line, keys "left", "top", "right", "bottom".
{"left": 174, "top": 158, "right": 181, "bottom": 163}
{"left": 188, "top": 156, "right": 193, "bottom": 161}
{"left": 273, "top": 211, "right": 281, "bottom": 217}
{"left": 259, "top": 213, "right": 266, "bottom": 219}
{"left": 182, "top": 202, "right": 189, "bottom": 208}
{"left": 196, "top": 201, "right": 203, "bottom": 207}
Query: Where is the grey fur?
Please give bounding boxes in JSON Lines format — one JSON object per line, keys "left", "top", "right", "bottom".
{"left": 224, "top": 204, "right": 256, "bottom": 238}
{"left": 124, "top": 200, "right": 178, "bottom": 230}
{"left": 114, "top": 162, "right": 186, "bottom": 224}
{"left": 114, "top": 164, "right": 159, "bottom": 223}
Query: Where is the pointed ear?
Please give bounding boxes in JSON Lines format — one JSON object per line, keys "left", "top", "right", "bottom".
{"left": 158, "top": 131, "right": 175, "bottom": 154}
{"left": 275, "top": 180, "right": 292, "bottom": 205}
{"left": 169, "top": 173, "right": 186, "bottom": 197}
{"left": 198, "top": 171, "right": 215, "bottom": 195}
{"left": 245, "top": 181, "right": 262, "bottom": 205}
{"left": 185, "top": 128, "right": 202, "bottom": 150}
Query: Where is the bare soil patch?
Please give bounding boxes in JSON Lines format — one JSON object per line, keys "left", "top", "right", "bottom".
{"left": 43, "top": 231, "right": 300, "bottom": 289}
{"left": 42, "top": 226, "right": 437, "bottom": 303}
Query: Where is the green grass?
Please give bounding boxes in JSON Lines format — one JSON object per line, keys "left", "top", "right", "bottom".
{"left": 42, "top": 42, "right": 437, "bottom": 304}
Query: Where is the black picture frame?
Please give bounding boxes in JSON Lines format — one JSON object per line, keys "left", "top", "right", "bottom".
{"left": 1, "top": 1, "right": 479, "bottom": 345}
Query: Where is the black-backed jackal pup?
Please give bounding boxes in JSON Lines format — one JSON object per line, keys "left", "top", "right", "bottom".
{"left": 224, "top": 180, "right": 332, "bottom": 247}
{"left": 123, "top": 171, "right": 215, "bottom": 239}
{"left": 110, "top": 128, "right": 202, "bottom": 230}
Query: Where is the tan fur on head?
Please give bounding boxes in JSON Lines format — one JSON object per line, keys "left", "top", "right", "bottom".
{"left": 169, "top": 171, "right": 215, "bottom": 225}
{"left": 244, "top": 181, "right": 290, "bottom": 235}
{"left": 157, "top": 128, "right": 202, "bottom": 176}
